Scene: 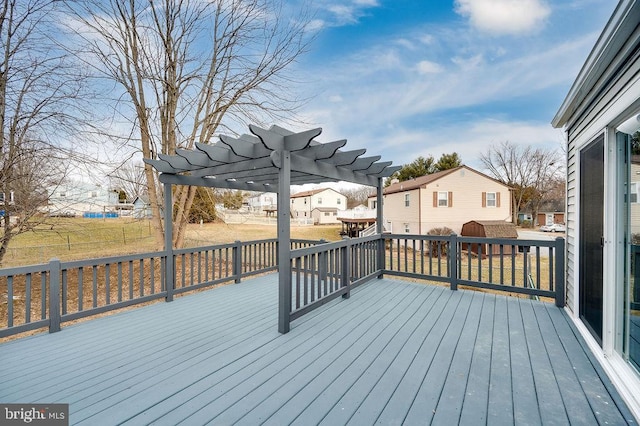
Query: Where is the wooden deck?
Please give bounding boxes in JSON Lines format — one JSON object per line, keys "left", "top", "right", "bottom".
{"left": 1, "top": 275, "right": 636, "bottom": 425}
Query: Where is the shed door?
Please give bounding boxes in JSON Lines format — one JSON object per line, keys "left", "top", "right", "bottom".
{"left": 579, "top": 135, "right": 604, "bottom": 344}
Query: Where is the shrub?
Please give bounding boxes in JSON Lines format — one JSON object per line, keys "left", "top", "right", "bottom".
{"left": 426, "top": 227, "right": 454, "bottom": 256}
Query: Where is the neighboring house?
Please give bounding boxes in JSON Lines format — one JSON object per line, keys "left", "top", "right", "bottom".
{"left": 536, "top": 212, "right": 565, "bottom": 227}
{"left": 246, "top": 192, "right": 277, "bottom": 213}
{"left": 132, "top": 196, "right": 152, "bottom": 219}
{"left": 369, "top": 165, "right": 512, "bottom": 235}
{"left": 551, "top": 0, "right": 640, "bottom": 418}
{"left": 310, "top": 207, "right": 339, "bottom": 225}
{"left": 290, "top": 188, "right": 346, "bottom": 220}
{"left": 47, "top": 183, "right": 120, "bottom": 217}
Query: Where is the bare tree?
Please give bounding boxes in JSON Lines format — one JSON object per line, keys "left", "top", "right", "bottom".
{"left": 0, "top": 0, "right": 86, "bottom": 264}
{"left": 108, "top": 160, "right": 148, "bottom": 202}
{"left": 340, "top": 186, "right": 375, "bottom": 209}
{"left": 66, "top": 0, "right": 313, "bottom": 249}
{"left": 479, "top": 141, "right": 563, "bottom": 225}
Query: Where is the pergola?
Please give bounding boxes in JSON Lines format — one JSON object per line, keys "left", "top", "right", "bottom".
{"left": 144, "top": 124, "right": 399, "bottom": 332}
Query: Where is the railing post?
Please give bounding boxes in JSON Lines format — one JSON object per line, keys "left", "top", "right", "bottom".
{"left": 164, "top": 182, "right": 174, "bottom": 302}
{"left": 233, "top": 240, "right": 242, "bottom": 283}
{"left": 341, "top": 243, "right": 351, "bottom": 299}
{"left": 449, "top": 234, "right": 458, "bottom": 291}
{"left": 555, "top": 237, "right": 565, "bottom": 307}
{"left": 49, "top": 258, "right": 61, "bottom": 333}
{"left": 377, "top": 235, "right": 385, "bottom": 279}
{"left": 318, "top": 239, "right": 327, "bottom": 286}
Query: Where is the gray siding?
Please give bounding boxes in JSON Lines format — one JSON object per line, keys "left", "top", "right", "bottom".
{"left": 564, "top": 35, "right": 640, "bottom": 314}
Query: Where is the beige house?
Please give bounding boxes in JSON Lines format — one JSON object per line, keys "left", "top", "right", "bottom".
{"left": 370, "top": 165, "right": 512, "bottom": 234}
{"left": 311, "top": 207, "right": 340, "bottom": 225}
{"left": 290, "top": 188, "right": 346, "bottom": 220}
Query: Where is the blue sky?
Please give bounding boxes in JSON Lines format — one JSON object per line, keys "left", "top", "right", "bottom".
{"left": 289, "top": 0, "right": 617, "bottom": 169}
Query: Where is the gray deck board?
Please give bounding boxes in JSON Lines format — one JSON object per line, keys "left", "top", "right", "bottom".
{"left": 1, "top": 274, "right": 637, "bottom": 425}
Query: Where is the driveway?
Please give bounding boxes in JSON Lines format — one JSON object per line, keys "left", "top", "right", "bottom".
{"left": 517, "top": 229, "right": 565, "bottom": 257}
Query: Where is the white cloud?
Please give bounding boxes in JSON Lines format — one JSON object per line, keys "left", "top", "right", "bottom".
{"left": 416, "top": 60, "right": 444, "bottom": 74}
{"left": 353, "top": 0, "right": 379, "bottom": 6}
{"left": 419, "top": 34, "right": 435, "bottom": 45}
{"left": 324, "top": 1, "right": 380, "bottom": 26}
{"left": 455, "top": 0, "right": 551, "bottom": 35}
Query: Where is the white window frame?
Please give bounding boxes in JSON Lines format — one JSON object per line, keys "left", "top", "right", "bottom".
{"left": 404, "top": 193, "right": 410, "bottom": 207}
{"left": 437, "top": 191, "right": 448, "bottom": 207}
{"left": 486, "top": 192, "right": 497, "bottom": 207}
{"left": 631, "top": 182, "right": 638, "bottom": 203}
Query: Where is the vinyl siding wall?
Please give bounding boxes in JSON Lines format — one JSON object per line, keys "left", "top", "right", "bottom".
{"left": 564, "top": 38, "right": 640, "bottom": 314}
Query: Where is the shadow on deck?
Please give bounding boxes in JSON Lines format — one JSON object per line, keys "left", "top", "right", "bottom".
{"left": 1, "top": 274, "right": 636, "bottom": 425}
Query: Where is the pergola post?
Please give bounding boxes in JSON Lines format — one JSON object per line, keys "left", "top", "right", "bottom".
{"left": 278, "top": 150, "right": 291, "bottom": 334}
{"left": 376, "top": 177, "right": 385, "bottom": 278}
{"left": 164, "top": 182, "right": 174, "bottom": 302}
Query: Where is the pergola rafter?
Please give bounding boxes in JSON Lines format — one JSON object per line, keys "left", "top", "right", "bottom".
{"left": 144, "top": 124, "right": 399, "bottom": 332}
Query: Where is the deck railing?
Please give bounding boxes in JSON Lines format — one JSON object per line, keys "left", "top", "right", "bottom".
{"left": 284, "top": 233, "right": 565, "bottom": 331}
{"left": 0, "top": 238, "right": 319, "bottom": 338}
{"left": 1, "top": 234, "right": 565, "bottom": 338}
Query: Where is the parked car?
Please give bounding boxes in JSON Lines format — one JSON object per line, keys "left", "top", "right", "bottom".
{"left": 540, "top": 223, "right": 566, "bottom": 233}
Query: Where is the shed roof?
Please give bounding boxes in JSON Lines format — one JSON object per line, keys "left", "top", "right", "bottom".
{"left": 461, "top": 220, "right": 518, "bottom": 238}
{"left": 144, "top": 125, "right": 399, "bottom": 192}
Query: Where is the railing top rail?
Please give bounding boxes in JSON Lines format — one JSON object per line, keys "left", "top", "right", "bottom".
{"left": 290, "top": 234, "right": 380, "bottom": 258}
{"left": 174, "top": 242, "right": 237, "bottom": 255}
{"left": 290, "top": 238, "right": 326, "bottom": 245}
{"left": 455, "top": 236, "right": 561, "bottom": 247}
{"left": 0, "top": 262, "right": 51, "bottom": 277}
{"left": 61, "top": 251, "right": 167, "bottom": 269}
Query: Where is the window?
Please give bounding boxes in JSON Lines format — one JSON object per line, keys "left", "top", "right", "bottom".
{"left": 404, "top": 223, "right": 410, "bottom": 233}
{"left": 337, "top": 198, "right": 341, "bottom": 205}
{"left": 482, "top": 191, "right": 500, "bottom": 207}
{"left": 438, "top": 191, "right": 448, "bottom": 207}
{"left": 486, "top": 192, "right": 497, "bottom": 207}
{"left": 59, "top": 192, "right": 66, "bottom": 197}
{"left": 304, "top": 199, "right": 307, "bottom": 204}
{"left": 404, "top": 194, "right": 410, "bottom": 207}
{"left": 317, "top": 197, "right": 322, "bottom": 204}
{"left": 90, "top": 191, "right": 98, "bottom": 198}
{"left": 371, "top": 200, "right": 377, "bottom": 209}
{"left": 631, "top": 183, "right": 638, "bottom": 203}
{"left": 324, "top": 212, "right": 330, "bottom": 216}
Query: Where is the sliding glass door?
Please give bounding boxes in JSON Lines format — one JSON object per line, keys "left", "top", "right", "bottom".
{"left": 580, "top": 135, "right": 604, "bottom": 343}
{"left": 620, "top": 131, "right": 640, "bottom": 372}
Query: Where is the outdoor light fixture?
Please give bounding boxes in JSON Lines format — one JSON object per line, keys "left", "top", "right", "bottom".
{"left": 617, "top": 113, "right": 640, "bottom": 135}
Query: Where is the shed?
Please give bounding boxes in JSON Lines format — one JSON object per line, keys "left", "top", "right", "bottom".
{"left": 460, "top": 220, "right": 518, "bottom": 256}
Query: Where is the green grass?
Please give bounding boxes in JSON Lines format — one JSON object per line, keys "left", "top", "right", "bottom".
{"left": 2, "top": 219, "right": 343, "bottom": 268}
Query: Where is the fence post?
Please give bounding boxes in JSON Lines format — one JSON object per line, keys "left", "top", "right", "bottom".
{"left": 341, "top": 243, "right": 351, "bottom": 299}
{"left": 449, "top": 234, "right": 458, "bottom": 291}
{"left": 233, "top": 240, "right": 242, "bottom": 283}
{"left": 49, "top": 258, "right": 61, "bottom": 333}
{"left": 555, "top": 237, "right": 565, "bottom": 307}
